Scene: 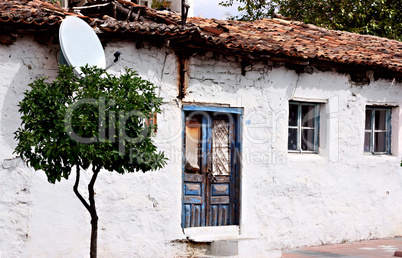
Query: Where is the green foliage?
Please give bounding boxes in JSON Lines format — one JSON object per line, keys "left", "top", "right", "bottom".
{"left": 14, "top": 66, "right": 166, "bottom": 183}
{"left": 220, "top": 0, "right": 278, "bottom": 21}
{"left": 219, "top": 0, "right": 402, "bottom": 41}
{"left": 151, "top": 0, "right": 171, "bottom": 9}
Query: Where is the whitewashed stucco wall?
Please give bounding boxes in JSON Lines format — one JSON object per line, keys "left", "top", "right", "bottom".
{"left": 184, "top": 53, "right": 402, "bottom": 252}
{"left": 0, "top": 34, "right": 402, "bottom": 257}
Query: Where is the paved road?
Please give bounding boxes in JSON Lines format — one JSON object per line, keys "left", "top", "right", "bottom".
{"left": 282, "top": 238, "right": 402, "bottom": 258}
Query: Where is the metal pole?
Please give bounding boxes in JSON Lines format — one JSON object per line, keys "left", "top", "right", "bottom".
{"left": 181, "top": 0, "right": 185, "bottom": 26}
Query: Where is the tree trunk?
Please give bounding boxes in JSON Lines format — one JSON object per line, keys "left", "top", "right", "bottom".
{"left": 73, "top": 166, "right": 100, "bottom": 258}
{"left": 90, "top": 209, "right": 98, "bottom": 258}
{"left": 88, "top": 167, "right": 100, "bottom": 258}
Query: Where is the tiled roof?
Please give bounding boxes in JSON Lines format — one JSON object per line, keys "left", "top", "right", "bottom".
{"left": 0, "top": 0, "right": 196, "bottom": 34}
{"left": 1, "top": 0, "right": 402, "bottom": 79}
{"left": 191, "top": 17, "right": 402, "bottom": 74}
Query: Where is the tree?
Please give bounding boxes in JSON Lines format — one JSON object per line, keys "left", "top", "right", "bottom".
{"left": 220, "top": 0, "right": 278, "bottom": 21}
{"left": 14, "top": 66, "right": 166, "bottom": 257}
{"left": 219, "top": 0, "right": 402, "bottom": 41}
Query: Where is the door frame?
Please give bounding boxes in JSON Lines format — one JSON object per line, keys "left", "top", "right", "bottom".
{"left": 181, "top": 105, "right": 243, "bottom": 228}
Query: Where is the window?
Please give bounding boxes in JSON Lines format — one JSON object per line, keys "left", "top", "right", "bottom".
{"left": 139, "top": 0, "right": 150, "bottom": 7}
{"left": 182, "top": 105, "right": 242, "bottom": 228}
{"left": 288, "top": 102, "right": 320, "bottom": 153}
{"left": 130, "top": 0, "right": 150, "bottom": 7}
{"left": 145, "top": 112, "right": 157, "bottom": 135}
{"left": 364, "top": 106, "right": 391, "bottom": 154}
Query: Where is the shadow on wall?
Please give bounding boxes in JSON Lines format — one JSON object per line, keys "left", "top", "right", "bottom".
{"left": 0, "top": 37, "right": 60, "bottom": 160}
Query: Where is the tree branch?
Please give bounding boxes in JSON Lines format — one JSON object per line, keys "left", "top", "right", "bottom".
{"left": 88, "top": 166, "right": 100, "bottom": 258}
{"left": 88, "top": 166, "right": 100, "bottom": 211}
{"left": 73, "top": 165, "right": 91, "bottom": 212}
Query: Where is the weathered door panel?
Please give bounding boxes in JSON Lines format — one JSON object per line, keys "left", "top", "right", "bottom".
{"left": 208, "top": 181, "right": 231, "bottom": 226}
{"left": 183, "top": 175, "right": 205, "bottom": 227}
{"left": 183, "top": 114, "right": 205, "bottom": 227}
{"left": 182, "top": 108, "right": 241, "bottom": 228}
{"left": 205, "top": 118, "right": 233, "bottom": 226}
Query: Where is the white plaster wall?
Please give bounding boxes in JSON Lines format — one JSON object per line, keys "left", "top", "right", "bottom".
{"left": 0, "top": 36, "right": 63, "bottom": 258}
{"left": 0, "top": 34, "right": 402, "bottom": 258}
{"left": 184, "top": 53, "right": 402, "bottom": 252}
{"left": 170, "top": 0, "right": 194, "bottom": 17}
{"left": 0, "top": 36, "right": 188, "bottom": 257}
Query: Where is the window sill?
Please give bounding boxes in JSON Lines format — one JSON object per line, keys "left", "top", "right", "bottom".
{"left": 363, "top": 153, "right": 396, "bottom": 158}
{"left": 183, "top": 225, "right": 240, "bottom": 242}
{"left": 287, "top": 152, "right": 326, "bottom": 160}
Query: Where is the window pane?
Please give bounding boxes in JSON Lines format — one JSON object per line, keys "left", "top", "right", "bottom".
{"left": 375, "top": 110, "right": 386, "bottom": 130}
{"left": 289, "top": 104, "right": 298, "bottom": 126}
{"left": 212, "top": 119, "right": 230, "bottom": 176}
{"left": 288, "top": 128, "right": 298, "bottom": 150}
{"left": 365, "top": 109, "right": 372, "bottom": 130}
{"left": 364, "top": 132, "right": 371, "bottom": 152}
{"left": 374, "top": 132, "right": 386, "bottom": 153}
{"left": 301, "top": 105, "right": 315, "bottom": 128}
{"left": 301, "top": 129, "right": 315, "bottom": 151}
{"left": 185, "top": 116, "right": 201, "bottom": 172}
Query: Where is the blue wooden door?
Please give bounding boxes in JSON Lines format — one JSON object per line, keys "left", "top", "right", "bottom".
{"left": 182, "top": 106, "right": 242, "bottom": 228}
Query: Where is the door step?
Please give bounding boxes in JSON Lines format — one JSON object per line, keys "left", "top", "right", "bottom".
{"left": 188, "top": 240, "right": 238, "bottom": 257}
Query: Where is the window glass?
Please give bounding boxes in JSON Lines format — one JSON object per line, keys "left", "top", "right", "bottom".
{"left": 364, "top": 107, "right": 391, "bottom": 154}
{"left": 288, "top": 128, "right": 298, "bottom": 150}
{"left": 288, "top": 104, "right": 298, "bottom": 126}
{"left": 212, "top": 119, "right": 230, "bottom": 176}
{"left": 185, "top": 116, "right": 201, "bottom": 172}
{"left": 302, "top": 129, "right": 315, "bottom": 151}
{"left": 365, "top": 109, "right": 372, "bottom": 130}
{"left": 301, "top": 105, "right": 315, "bottom": 128}
{"left": 374, "top": 132, "right": 386, "bottom": 153}
{"left": 375, "top": 110, "right": 386, "bottom": 130}
{"left": 364, "top": 132, "right": 371, "bottom": 152}
{"left": 288, "top": 102, "right": 319, "bottom": 153}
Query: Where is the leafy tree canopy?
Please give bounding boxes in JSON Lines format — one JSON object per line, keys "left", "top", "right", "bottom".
{"left": 14, "top": 65, "right": 166, "bottom": 257}
{"left": 14, "top": 65, "right": 166, "bottom": 183}
{"left": 220, "top": 0, "right": 402, "bottom": 41}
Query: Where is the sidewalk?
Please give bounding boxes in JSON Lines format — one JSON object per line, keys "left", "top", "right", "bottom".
{"left": 282, "top": 238, "right": 402, "bottom": 257}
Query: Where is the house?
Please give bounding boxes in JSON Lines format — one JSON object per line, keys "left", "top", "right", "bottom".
{"left": 0, "top": 0, "right": 401, "bottom": 257}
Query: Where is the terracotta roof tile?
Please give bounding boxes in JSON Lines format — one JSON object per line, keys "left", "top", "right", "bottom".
{"left": 187, "top": 17, "right": 402, "bottom": 74}
{"left": 1, "top": 0, "right": 402, "bottom": 77}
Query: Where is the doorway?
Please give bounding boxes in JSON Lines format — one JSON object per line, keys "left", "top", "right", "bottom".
{"left": 182, "top": 106, "right": 242, "bottom": 227}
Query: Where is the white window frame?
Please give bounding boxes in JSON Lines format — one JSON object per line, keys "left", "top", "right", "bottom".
{"left": 364, "top": 106, "right": 391, "bottom": 155}
{"left": 288, "top": 101, "right": 320, "bottom": 153}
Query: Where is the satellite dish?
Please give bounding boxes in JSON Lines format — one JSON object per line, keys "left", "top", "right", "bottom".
{"left": 222, "top": 12, "right": 232, "bottom": 20}
{"left": 59, "top": 16, "right": 106, "bottom": 75}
